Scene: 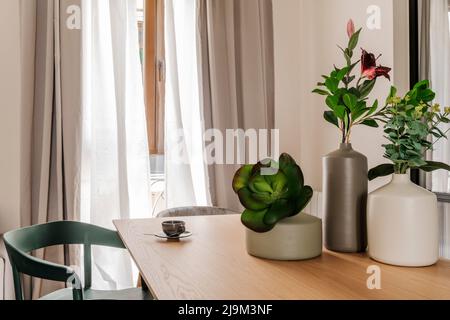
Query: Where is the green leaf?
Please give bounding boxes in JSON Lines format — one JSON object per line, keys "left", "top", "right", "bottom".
{"left": 420, "top": 89, "right": 436, "bottom": 102}
{"left": 336, "top": 105, "right": 347, "bottom": 120}
{"left": 348, "top": 28, "right": 362, "bottom": 51}
{"left": 409, "top": 158, "right": 427, "bottom": 167}
{"left": 294, "top": 186, "right": 313, "bottom": 214}
{"left": 263, "top": 199, "right": 295, "bottom": 226}
{"left": 343, "top": 75, "right": 356, "bottom": 86}
{"left": 279, "top": 153, "right": 297, "bottom": 171}
{"left": 279, "top": 154, "right": 305, "bottom": 194}
{"left": 312, "top": 89, "right": 330, "bottom": 96}
{"left": 352, "top": 108, "right": 370, "bottom": 120}
{"left": 324, "top": 111, "right": 339, "bottom": 128}
{"left": 343, "top": 112, "right": 350, "bottom": 131}
{"left": 283, "top": 165, "right": 304, "bottom": 198}
{"left": 441, "top": 118, "right": 450, "bottom": 124}
{"left": 326, "top": 96, "right": 346, "bottom": 119}
{"left": 325, "top": 78, "right": 339, "bottom": 93}
{"left": 344, "top": 49, "right": 351, "bottom": 66}
{"left": 232, "top": 165, "right": 254, "bottom": 193}
{"left": 237, "top": 188, "right": 269, "bottom": 211}
{"left": 343, "top": 93, "right": 358, "bottom": 111}
{"left": 388, "top": 86, "right": 397, "bottom": 99}
{"left": 367, "top": 99, "right": 379, "bottom": 116}
{"left": 368, "top": 164, "right": 395, "bottom": 181}
{"left": 348, "top": 61, "right": 360, "bottom": 74}
{"left": 336, "top": 66, "right": 350, "bottom": 81}
{"left": 250, "top": 192, "right": 274, "bottom": 206}
{"left": 361, "top": 119, "right": 379, "bottom": 128}
{"left": 241, "top": 209, "right": 272, "bottom": 233}
{"left": 359, "top": 79, "right": 376, "bottom": 99}
{"left": 405, "top": 149, "right": 422, "bottom": 157}
{"left": 248, "top": 175, "right": 273, "bottom": 194}
{"left": 419, "top": 161, "right": 450, "bottom": 173}
{"left": 413, "top": 80, "right": 430, "bottom": 90}
{"left": 269, "top": 171, "right": 289, "bottom": 194}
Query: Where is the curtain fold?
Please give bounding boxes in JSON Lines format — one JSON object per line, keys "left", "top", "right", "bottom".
{"left": 22, "top": 0, "right": 83, "bottom": 299}
{"left": 196, "top": 0, "right": 275, "bottom": 211}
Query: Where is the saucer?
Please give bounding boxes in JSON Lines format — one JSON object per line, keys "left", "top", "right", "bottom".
{"left": 148, "top": 231, "right": 193, "bottom": 240}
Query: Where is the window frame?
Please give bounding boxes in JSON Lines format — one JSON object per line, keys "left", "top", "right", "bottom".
{"left": 143, "top": 0, "right": 165, "bottom": 155}
{"left": 409, "top": 0, "right": 450, "bottom": 202}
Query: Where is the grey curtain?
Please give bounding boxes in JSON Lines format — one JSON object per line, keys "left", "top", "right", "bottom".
{"left": 21, "top": 0, "right": 83, "bottom": 299}
{"left": 197, "top": 0, "right": 275, "bottom": 211}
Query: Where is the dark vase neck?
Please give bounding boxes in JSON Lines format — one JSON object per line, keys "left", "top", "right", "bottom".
{"left": 339, "top": 143, "right": 353, "bottom": 151}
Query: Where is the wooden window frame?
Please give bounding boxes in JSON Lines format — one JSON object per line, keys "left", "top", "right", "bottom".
{"left": 144, "top": 0, "right": 165, "bottom": 155}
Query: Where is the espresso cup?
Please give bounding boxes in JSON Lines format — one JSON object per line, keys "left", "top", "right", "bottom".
{"left": 162, "top": 220, "right": 186, "bottom": 237}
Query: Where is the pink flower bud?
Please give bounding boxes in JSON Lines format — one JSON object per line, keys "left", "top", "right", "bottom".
{"left": 347, "top": 19, "right": 355, "bottom": 38}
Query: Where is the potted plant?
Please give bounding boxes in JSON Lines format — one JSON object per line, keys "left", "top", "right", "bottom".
{"left": 312, "top": 19, "right": 391, "bottom": 253}
{"left": 368, "top": 80, "right": 450, "bottom": 267}
{"left": 232, "top": 153, "right": 322, "bottom": 261}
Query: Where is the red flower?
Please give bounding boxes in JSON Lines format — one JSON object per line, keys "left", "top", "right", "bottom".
{"left": 347, "top": 19, "right": 355, "bottom": 38}
{"left": 361, "top": 49, "right": 391, "bottom": 80}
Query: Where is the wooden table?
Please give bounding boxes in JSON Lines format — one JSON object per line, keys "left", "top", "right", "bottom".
{"left": 114, "top": 215, "right": 450, "bottom": 300}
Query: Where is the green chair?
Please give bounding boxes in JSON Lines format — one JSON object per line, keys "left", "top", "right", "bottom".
{"left": 3, "top": 221, "right": 153, "bottom": 300}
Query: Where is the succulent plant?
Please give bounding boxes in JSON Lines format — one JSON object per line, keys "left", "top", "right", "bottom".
{"left": 232, "top": 153, "right": 313, "bottom": 233}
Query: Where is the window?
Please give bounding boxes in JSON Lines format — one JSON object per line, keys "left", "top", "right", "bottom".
{"left": 137, "top": 1, "right": 166, "bottom": 215}
{"left": 137, "top": 0, "right": 165, "bottom": 155}
{"left": 426, "top": 2, "right": 450, "bottom": 199}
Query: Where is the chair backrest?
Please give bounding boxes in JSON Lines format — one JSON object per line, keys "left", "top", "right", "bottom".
{"left": 157, "top": 206, "right": 239, "bottom": 218}
{"left": 3, "top": 221, "right": 125, "bottom": 300}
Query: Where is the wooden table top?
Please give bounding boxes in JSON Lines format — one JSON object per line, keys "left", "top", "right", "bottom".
{"left": 114, "top": 215, "right": 450, "bottom": 300}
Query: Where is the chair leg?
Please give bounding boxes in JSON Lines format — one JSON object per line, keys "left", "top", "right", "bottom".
{"left": 72, "top": 288, "right": 84, "bottom": 300}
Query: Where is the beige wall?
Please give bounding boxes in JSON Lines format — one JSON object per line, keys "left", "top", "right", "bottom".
{"left": 0, "top": 0, "right": 23, "bottom": 234}
{"left": 274, "top": 0, "right": 409, "bottom": 191}
{"left": 0, "top": 0, "right": 35, "bottom": 235}
{"left": 0, "top": 0, "right": 35, "bottom": 300}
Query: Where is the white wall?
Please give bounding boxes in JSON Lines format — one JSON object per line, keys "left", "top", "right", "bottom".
{"left": 274, "top": 0, "right": 409, "bottom": 191}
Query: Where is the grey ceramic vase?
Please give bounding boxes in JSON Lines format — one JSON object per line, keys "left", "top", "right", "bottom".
{"left": 323, "top": 143, "right": 368, "bottom": 253}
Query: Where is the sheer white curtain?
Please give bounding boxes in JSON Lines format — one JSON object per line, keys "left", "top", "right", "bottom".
{"left": 430, "top": 0, "right": 450, "bottom": 193}
{"left": 164, "top": 0, "right": 211, "bottom": 208}
{"left": 80, "top": 0, "right": 152, "bottom": 289}
{"left": 427, "top": 0, "right": 450, "bottom": 259}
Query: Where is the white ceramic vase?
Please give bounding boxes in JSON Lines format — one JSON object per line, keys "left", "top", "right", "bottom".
{"left": 367, "top": 174, "right": 439, "bottom": 267}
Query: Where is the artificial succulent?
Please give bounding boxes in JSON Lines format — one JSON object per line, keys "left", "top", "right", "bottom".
{"left": 232, "top": 153, "right": 313, "bottom": 233}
